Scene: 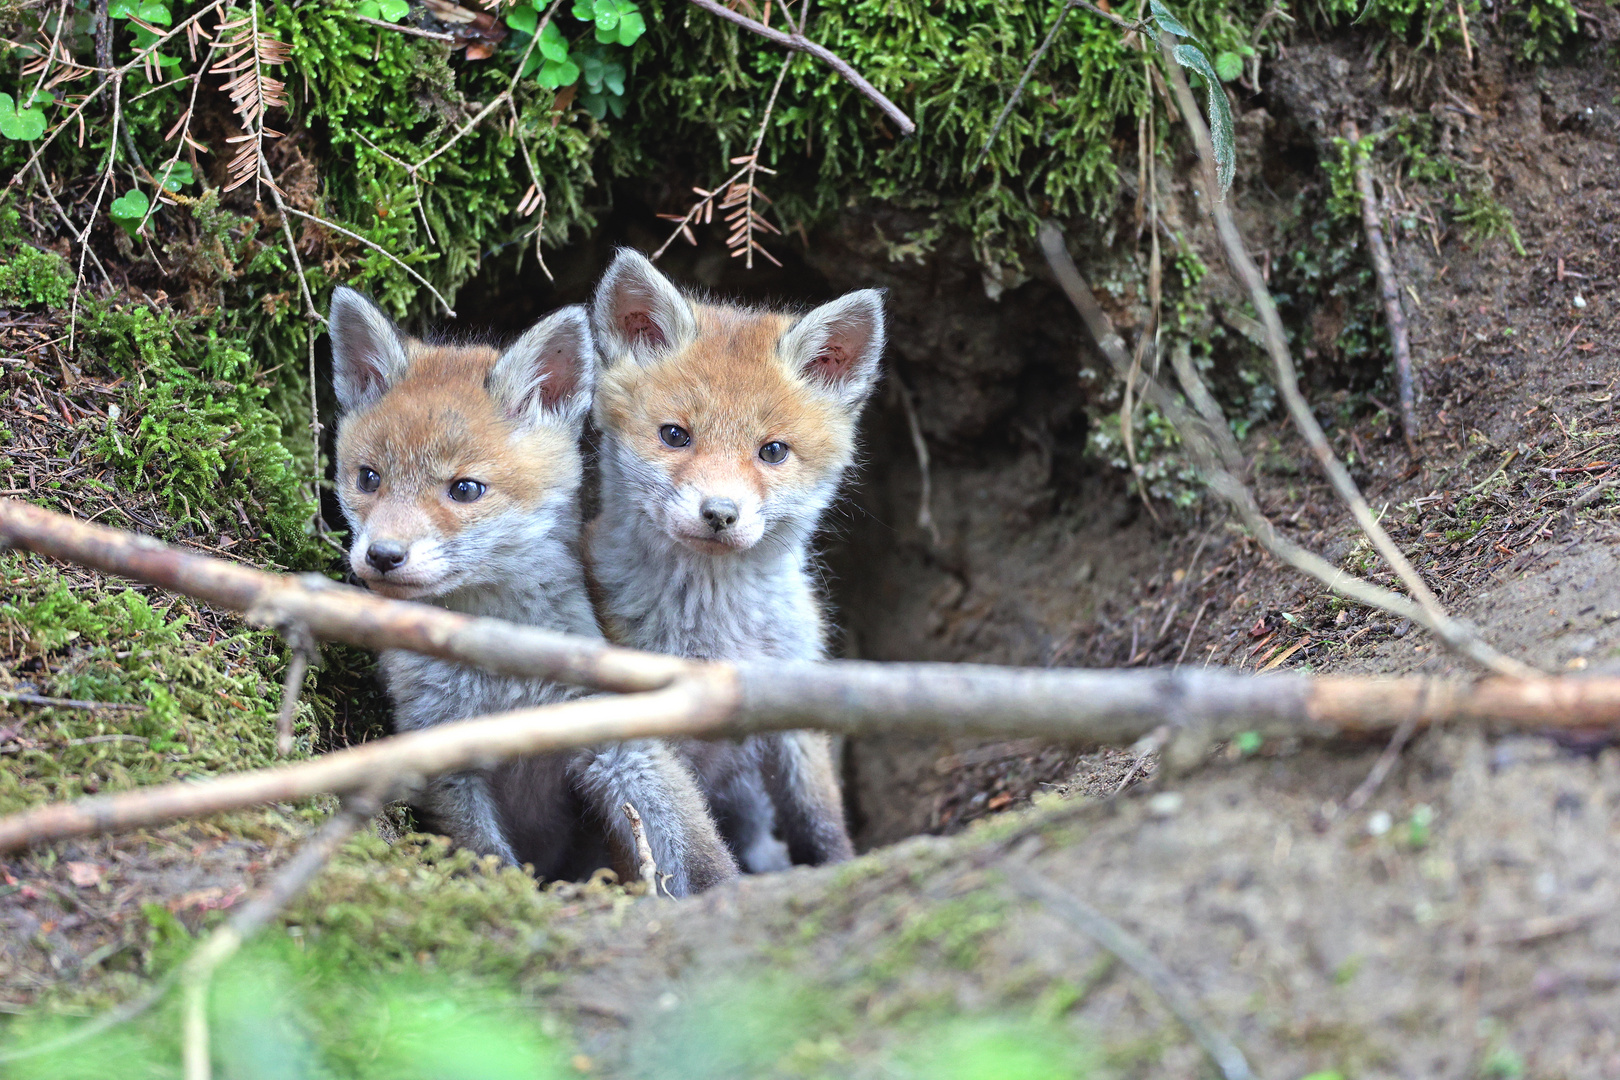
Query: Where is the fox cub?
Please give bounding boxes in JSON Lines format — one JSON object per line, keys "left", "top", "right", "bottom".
{"left": 585, "top": 250, "right": 884, "bottom": 871}
{"left": 328, "top": 286, "right": 738, "bottom": 896}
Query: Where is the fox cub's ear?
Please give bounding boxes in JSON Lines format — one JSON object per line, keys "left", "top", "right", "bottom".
{"left": 330, "top": 287, "right": 410, "bottom": 413}
{"left": 590, "top": 248, "right": 696, "bottom": 368}
{"left": 490, "top": 305, "right": 594, "bottom": 428}
{"left": 778, "top": 289, "right": 886, "bottom": 411}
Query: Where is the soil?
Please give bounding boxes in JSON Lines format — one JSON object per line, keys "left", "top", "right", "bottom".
{"left": 4, "top": 19, "right": 1620, "bottom": 1078}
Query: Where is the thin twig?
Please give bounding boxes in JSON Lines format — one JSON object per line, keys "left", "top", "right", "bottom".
{"left": 506, "top": 97, "right": 550, "bottom": 280}
{"left": 1015, "top": 872, "right": 1257, "bottom": 1080}
{"left": 684, "top": 0, "right": 915, "bottom": 136}
{"left": 621, "top": 801, "right": 663, "bottom": 896}
{"left": 893, "top": 369, "right": 941, "bottom": 546}
{"left": 0, "top": 781, "right": 398, "bottom": 1066}
{"left": 179, "top": 780, "right": 397, "bottom": 1080}
{"left": 28, "top": 161, "right": 113, "bottom": 289}
{"left": 0, "top": 691, "right": 142, "bottom": 711}
{"left": 971, "top": 0, "right": 1077, "bottom": 173}
{"left": 1038, "top": 223, "right": 1501, "bottom": 667}
{"left": 1344, "top": 121, "right": 1418, "bottom": 457}
{"left": 352, "top": 13, "right": 457, "bottom": 40}
{"left": 274, "top": 622, "right": 315, "bottom": 756}
{"left": 2, "top": 0, "right": 227, "bottom": 190}
{"left": 66, "top": 72, "right": 121, "bottom": 356}
{"left": 279, "top": 205, "right": 456, "bottom": 317}
{"left": 1150, "top": 37, "right": 1533, "bottom": 679}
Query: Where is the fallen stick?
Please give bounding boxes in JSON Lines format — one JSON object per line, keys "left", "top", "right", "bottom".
{"left": 6, "top": 499, "right": 1620, "bottom": 855}
{"left": 1344, "top": 120, "right": 1418, "bottom": 457}
{"left": 0, "top": 498, "right": 687, "bottom": 695}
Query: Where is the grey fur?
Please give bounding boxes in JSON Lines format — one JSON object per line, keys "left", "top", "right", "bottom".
{"left": 331, "top": 289, "right": 738, "bottom": 895}
{"left": 587, "top": 256, "right": 885, "bottom": 871}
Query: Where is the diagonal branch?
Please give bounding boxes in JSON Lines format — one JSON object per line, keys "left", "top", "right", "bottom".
{"left": 1147, "top": 36, "right": 1533, "bottom": 678}
{"left": 684, "top": 0, "right": 915, "bottom": 136}
{"left": 4, "top": 499, "right": 1620, "bottom": 856}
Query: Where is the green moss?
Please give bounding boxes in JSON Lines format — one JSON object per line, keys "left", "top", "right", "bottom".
{"left": 77, "top": 299, "right": 315, "bottom": 556}
{"left": 0, "top": 553, "right": 310, "bottom": 813}
{"left": 2, "top": 834, "right": 580, "bottom": 1079}
{"left": 0, "top": 242, "right": 71, "bottom": 309}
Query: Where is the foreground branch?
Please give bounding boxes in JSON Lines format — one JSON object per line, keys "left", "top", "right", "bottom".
{"left": 4, "top": 499, "right": 1619, "bottom": 855}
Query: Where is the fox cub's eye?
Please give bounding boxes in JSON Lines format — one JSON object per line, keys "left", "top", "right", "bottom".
{"left": 659, "top": 424, "right": 692, "bottom": 448}
{"left": 448, "top": 479, "right": 486, "bottom": 503}
{"left": 356, "top": 468, "right": 381, "bottom": 493}
{"left": 758, "top": 441, "right": 790, "bottom": 465}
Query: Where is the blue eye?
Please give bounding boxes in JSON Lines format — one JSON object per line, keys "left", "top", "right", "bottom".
{"left": 356, "top": 468, "right": 380, "bottom": 493}
{"left": 659, "top": 424, "right": 692, "bottom": 448}
{"left": 759, "top": 441, "right": 789, "bottom": 465}
{"left": 448, "top": 479, "right": 486, "bottom": 503}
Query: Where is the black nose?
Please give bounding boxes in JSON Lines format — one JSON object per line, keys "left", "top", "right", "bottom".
{"left": 366, "top": 541, "right": 407, "bottom": 573}
{"left": 700, "top": 497, "right": 739, "bottom": 532}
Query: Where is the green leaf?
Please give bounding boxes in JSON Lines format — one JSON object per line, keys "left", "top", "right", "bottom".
{"left": 1234, "top": 731, "right": 1262, "bottom": 755}
{"left": 378, "top": 0, "right": 409, "bottom": 19}
{"left": 592, "top": 0, "right": 620, "bottom": 31}
{"left": 0, "top": 91, "right": 46, "bottom": 141}
{"left": 580, "top": 89, "right": 608, "bottom": 120}
{"left": 505, "top": 3, "right": 537, "bottom": 35}
{"left": 1214, "top": 50, "right": 1243, "bottom": 82}
{"left": 109, "top": 189, "right": 152, "bottom": 237}
{"left": 1149, "top": 0, "right": 1196, "bottom": 42}
{"left": 571, "top": 0, "right": 593, "bottom": 19}
{"left": 158, "top": 160, "right": 194, "bottom": 192}
{"left": 108, "top": 0, "right": 140, "bottom": 18}
{"left": 614, "top": 10, "right": 645, "bottom": 45}
{"left": 26, "top": 89, "right": 55, "bottom": 107}
{"left": 601, "top": 60, "right": 625, "bottom": 95}
{"left": 536, "top": 55, "right": 580, "bottom": 89}
{"left": 138, "top": 0, "right": 172, "bottom": 25}
{"left": 581, "top": 53, "right": 604, "bottom": 91}
{"left": 538, "top": 20, "right": 569, "bottom": 61}
{"left": 606, "top": 91, "right": 626, "bottom": 118}
{"left": 1171, "top": 43, "right": 1235, "bottom": 197}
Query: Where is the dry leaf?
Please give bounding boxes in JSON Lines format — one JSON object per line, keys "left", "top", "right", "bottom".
{"left": 65, "top": 861, "right": 102, "bottom": 888}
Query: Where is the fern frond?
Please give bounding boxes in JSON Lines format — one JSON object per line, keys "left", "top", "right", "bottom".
{"left": 213, "top": 2, "right": 289, "bottom": 193}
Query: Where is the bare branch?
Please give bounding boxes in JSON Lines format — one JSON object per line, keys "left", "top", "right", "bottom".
{"left": 1344, "top": 120, "right": 1418, "bottom": 457}
{"left": 352, "top": 13, "right": 457, "bottom": 41}
{"left": 279, "top": 205, "right": 456, "bottom": 317}
{"left": 684, "top": 0, "right": 915, "bottom": 137}
{"left": 1149, "top": 38, "right": 1535, "bottom": 678}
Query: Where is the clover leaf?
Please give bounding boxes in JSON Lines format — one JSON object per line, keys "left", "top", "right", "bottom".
{"left": 505, "top": 2, "right": 538, "bottom": 35}
{"left": 539, "top": 20, "right": 570, "bottom": 61}
{"left": 0, "top": 92, "right": 46, "bottom": 142}
{"left": 613, "top": 9, "right": 644, "bottom": 45}
{"left": 537, "top": 54, "right": 580, "bottom": 89}
{"left": 357, "top": 0, "right": 409, "bottom": 21}
{"left": 109, "top": 189, "right": 151, "bottom": 237}
{"left": 157, "top": 161, "right": 194, "bottom": 192}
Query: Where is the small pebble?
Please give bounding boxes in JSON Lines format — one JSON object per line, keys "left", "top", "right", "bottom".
{"left": 1146, "top": 791, "right": 1184, "bottom": 818}
{"left": 1366, "top": 810, "right": 1393, "bottom": 837}
{"left": 1572, "top": 294, "right": 1586, "bottom": 309}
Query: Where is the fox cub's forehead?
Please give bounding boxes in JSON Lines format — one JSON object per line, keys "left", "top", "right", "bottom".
{"left": 336, "top": 342, "right": 576, "bottom": 486}
{"left": 602, "top": 304, "right": 820, "bottom": 423}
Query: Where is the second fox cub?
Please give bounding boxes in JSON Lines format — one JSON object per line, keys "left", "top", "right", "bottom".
{"left": 586, "top": 250, "right": 884, "bottom": 870}
{"left": 328, "top": 287, "right": 737, "bottom": 896}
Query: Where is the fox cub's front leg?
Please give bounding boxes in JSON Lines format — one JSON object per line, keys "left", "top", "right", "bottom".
{"left": 760, "top": 731, "right": 855, "bottom": 866}
{"left": 421, "top": 771, "right": 521, "bottom": 865}
{"left": 572, "top": 740, "right": 740, "bottom": 896}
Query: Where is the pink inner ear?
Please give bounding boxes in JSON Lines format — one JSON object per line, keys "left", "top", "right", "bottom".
{"left": 808, "top": 343, "right": 853, "bottom": 380}
{"left": 623, "top": 310, "right": 665, "bottom": 349}
{"left": 536, "top": 346, "right": 578, "bottom": 411}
